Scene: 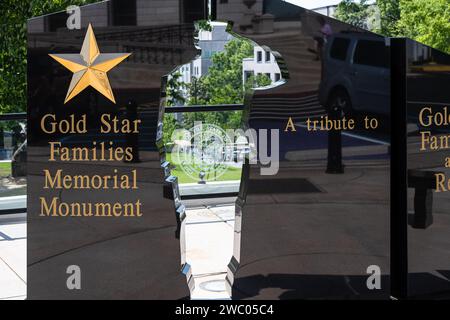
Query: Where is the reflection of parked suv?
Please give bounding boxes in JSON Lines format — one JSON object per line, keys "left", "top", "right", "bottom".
{"left": 319, "top": 33, "right": 390, "bottom": 115}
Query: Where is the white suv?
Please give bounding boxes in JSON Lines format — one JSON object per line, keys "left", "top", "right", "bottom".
{"left": 319, "top": 33, "right": 391, "bottom": 116}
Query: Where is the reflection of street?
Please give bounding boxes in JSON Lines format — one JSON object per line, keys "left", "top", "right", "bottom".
{"left": 250, "top": 116, "right": 390, "bottom": 162}
{"left": 235, "top": 161, "right": 450, "bottom": 299}
{"left": 407, "top": 167, "right": 450, "bottom": 297}
{"left": 234, "top": 165, "right": 391, "bottom": 299}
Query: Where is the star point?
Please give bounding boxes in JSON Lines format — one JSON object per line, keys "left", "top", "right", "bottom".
{"left": 49, "top": 24, "right": 130, "bottom": 104}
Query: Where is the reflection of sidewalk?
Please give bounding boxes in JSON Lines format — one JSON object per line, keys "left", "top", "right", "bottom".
{"left": 233, "top": 163, "right": 450, "bottom": 299}
{"left": 180, "top": 181, "right": 240, "bottom": 197}
{"left": 184, "top": 203, "right": 235, "bottom": 300}
{"left": 0, "top": 213, "right": 26, "bottom": 300}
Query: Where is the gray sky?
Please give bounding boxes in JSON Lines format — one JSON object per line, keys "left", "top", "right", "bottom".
{"left": 285, "top": 0, "right": 375, "bottom": 10}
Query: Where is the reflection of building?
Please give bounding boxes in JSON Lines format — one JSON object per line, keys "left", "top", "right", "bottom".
{"left": 242, "top": 45, "right": 282, "bottom": 84}
{"left": 216, "top": 0, "right": 264, "bottom": 28}
{"left": 27, "top": 0, "right": 204, "bottom": 105}
{"left": 407, "top": 41, "right": 432, "bottom": 64}
{"left": 312, "top": 5, "right": 337, "bottom": 17}
{"left": 179, "top": 22, "right": 234, "bottom": 85}
{"left": 28, "top": 0, "right": 208, "bottom": 32}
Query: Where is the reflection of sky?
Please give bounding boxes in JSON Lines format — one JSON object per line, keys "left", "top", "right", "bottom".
{"left": 285, "top": 0, "right": 374, "bottom": 10}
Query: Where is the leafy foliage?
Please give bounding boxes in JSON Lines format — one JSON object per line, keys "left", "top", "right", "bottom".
{"left": 164, "top": 37, "right": 272, "bottom": 145}
{"left": 245, "top": 73, "right": 272, "bottom": 91}
{"left": 334, "top": 0, "right": 449, "bottom": 54}
{"left": 0, "top": 0, "right": 99, "bottom": 114}
{"left": 166, "top": 72, "right": 186, "bottom": 106}
{"left": 375, "top": 0, "right": 400, "bottom": 36}
{"left": 196, "top": 38, "right": 254, "bottom": 105}
{"left": 334, "top": 0, "right": 372, "bottom": 30}
{"left": 397, "top": 0, "right": 450, "bottom": 54}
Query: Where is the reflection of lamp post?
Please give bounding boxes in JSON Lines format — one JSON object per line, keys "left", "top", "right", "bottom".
{"left": 241, "top": 0, "right": 257, "bottom": 32}
{"left": 191, "top": 77, "right": 198, "bottom": 105}
{"left": 198, "top": 171, "right": 206, "bottom": 184}
{"left": 243, "top": 0, "right": 256, "bottom": 8}
{"left": 326, "top": 104, "right": 344, "bottom": 174}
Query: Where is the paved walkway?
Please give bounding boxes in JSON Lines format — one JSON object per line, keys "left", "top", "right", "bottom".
{"left": 184, "top": 204, "right": 235, "bottom": 300}
{"left": 0, "top": 213, "right": 26, "bottom": 300}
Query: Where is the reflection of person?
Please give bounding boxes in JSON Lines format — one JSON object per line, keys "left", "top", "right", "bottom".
{"left": 309, "top": 16, "right": 333, "bottom": 61}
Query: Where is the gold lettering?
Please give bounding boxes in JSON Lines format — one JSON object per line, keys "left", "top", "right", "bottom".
{"left": 435, "top": 173, "right": 447, "bottom": 193}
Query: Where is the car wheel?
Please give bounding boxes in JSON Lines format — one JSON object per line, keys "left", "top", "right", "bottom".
{"left": 327, "top": 89, "right": 353, "bottom": 117}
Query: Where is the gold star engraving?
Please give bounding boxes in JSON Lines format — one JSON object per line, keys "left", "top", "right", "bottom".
{"left": 49, "top": 24, "right": 131, "bottom": 104}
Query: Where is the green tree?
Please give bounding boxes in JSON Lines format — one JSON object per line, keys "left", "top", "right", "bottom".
{"left": 162, "top": 113, "right": 179, "bottom": 146}
{"left": 166, "top": 72, "right": 186, "bottom": 106}
{"left": 397, "top": 0, "right": 450, "bottom": 54}
{"left": 334, "top": 0, "right": 449, "bottom": 54}
{"left": 245, "top": 73, "right": 272, "bottom": 92}
{"left": 199, "top": 38, "right": 254, "bottom": 105}
{"left": 375, "top": 0, "right": 400, "bottom": 36}
{"left": 186, "top": 76, "right": 210, "bottom": 105}
{"left": 334, "top": 0, "right": 371, "bottom": 30}
{"left": 0, "top": 0, "right": 99, "bottom": 114}
{"left": 166, "top": 37, "right": 257, "bottom": 139}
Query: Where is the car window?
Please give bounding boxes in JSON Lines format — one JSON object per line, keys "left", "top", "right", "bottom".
{"left": 353, "top": 40, "right": 389, "bottom": 68}
{"left": 330, "top": 37, "right": 350, "bottom": 61}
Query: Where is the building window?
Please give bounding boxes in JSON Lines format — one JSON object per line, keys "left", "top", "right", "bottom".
{"left": 265, "top": 73, "right": 271, "bottom": 80}
{"left": 244, "top": 71, "right": 253, "bottom": 82}
{"left": 256, "top": 51, "right": 262, "bottom": 63}
{"left": 265, "top": 51, "right": 271, "bottom": 62}
{"left": 275, "top": 73, "right": 281, "bottom": 82}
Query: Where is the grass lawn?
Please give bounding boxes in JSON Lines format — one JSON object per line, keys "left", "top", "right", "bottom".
{"left": 0, "top": 162, "right": 11, "bottom": 177}
{"left": 166, "top": 152, "right": 242, "bottom": 184}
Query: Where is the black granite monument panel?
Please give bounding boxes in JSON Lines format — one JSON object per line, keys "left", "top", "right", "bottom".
{"left": 405, "top": 39, "right": 450, "bottom": 298}
{"left": 27, "top": 0, "right": 200, "bottom": 299}
{"left": 217, "top": 1, "right": 391, "bottom": 299}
